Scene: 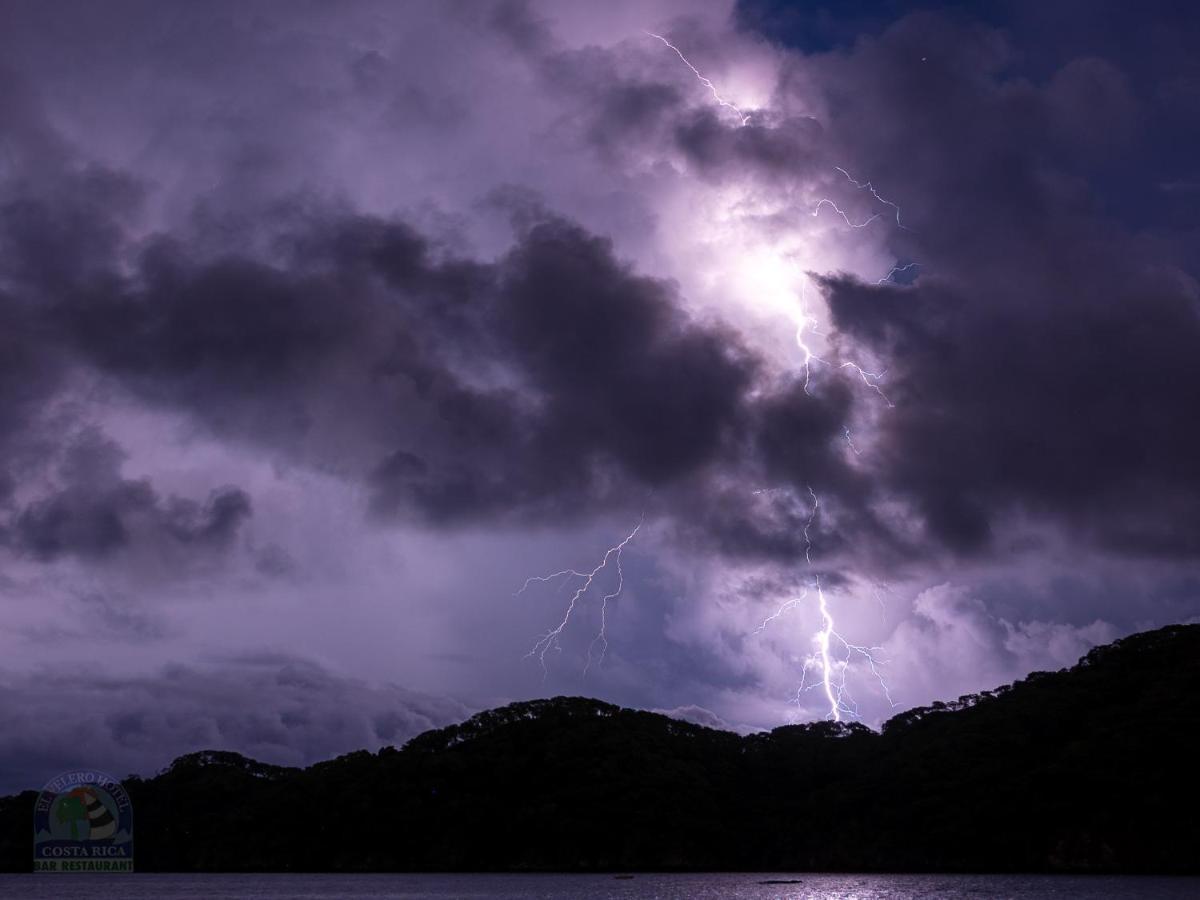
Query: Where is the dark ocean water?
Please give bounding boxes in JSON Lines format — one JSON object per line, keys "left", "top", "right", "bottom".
{"left": 0, "top": 873, "right": 1196, "bottom": 898}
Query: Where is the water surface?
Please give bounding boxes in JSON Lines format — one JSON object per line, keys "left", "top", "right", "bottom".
{"left": 1, "top": 872, "right": 1197, "bottom": 898}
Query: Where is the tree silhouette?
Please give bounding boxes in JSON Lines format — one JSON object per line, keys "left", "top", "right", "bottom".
{"left": 2, "top": 624, "right": 1197, "bottom": 873}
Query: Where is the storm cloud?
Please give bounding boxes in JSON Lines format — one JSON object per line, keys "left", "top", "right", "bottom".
{"left": 4, "top": 153, "right": 859, "bottom": 552}
{"left": 0, "top": 0, "right": 1197, "bottom": 779}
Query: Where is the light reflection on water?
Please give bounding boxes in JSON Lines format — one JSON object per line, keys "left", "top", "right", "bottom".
{"left": 1, "top": 873, "right": 1197, "bottom": 899}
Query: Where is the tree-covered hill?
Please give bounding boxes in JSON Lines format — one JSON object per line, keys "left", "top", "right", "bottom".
{"left": 2, "top": 624, "right": 1196, "bottom": 873}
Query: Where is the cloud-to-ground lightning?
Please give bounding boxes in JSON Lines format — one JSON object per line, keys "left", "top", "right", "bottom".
{"left": 520, "top": 518, "right": 642, "bottom": 677}
{"left": 760, "top": 341, "right": 898, "bottom": 716}
{"left": 645, "top": 32, "right": 752, "bottom": 126}
{"left": 642, "top": 28, "right": 905, "bottom": 723}
{"left": 758, "top": 488, "right": 897, "bottom": 721}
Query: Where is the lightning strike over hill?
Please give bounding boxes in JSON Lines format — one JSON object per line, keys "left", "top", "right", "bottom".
{"left": 760, "top": 488, "right": 897, "bottom": 721}
{"left": 645, "top": 27, "right": 906, "bottom": 721}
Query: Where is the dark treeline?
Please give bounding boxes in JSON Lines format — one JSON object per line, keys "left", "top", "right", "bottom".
{"left": 1, "top": 624, "right": 1197, "bottom": 873}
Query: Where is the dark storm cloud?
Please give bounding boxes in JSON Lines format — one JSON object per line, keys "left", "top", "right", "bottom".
{"left": 0, "top": 288, "right": 53, "bottom": 448}
{"left": 790, "top": 10, "right": 1200, "bottom": 558}
{"left": 823, "top": 263, "right": 1200, "bottom": 557}
{"left": 0, "top": 157, "right": 855, "bottom": 554}
{"left": 0, "top": 166, "right": 142, "bottom": 294}
{"left": 0, "top": 131, "right": 127, "bottom": 457}
{"left": 2, "top": 0, "right": 1197, "bottom": 579}
{"left": 0, "top": 0, "right": 1193, "bottom": 747}
{"left": 8, "top": 429, "right": 251, "bottom": 562}
{"left": 472, "top": 0, "right": 1200, "bottom": 566}
{"left": 0, "top": 142, "right": 255, "bottom": 568}
{"left": 227, "top": 215, "right": 790, "bottom": 530}
{"left": 495, "top": 219, "right": 755, "bottom": 484}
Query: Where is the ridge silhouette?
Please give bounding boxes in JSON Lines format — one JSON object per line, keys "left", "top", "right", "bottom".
{"left": 2, "top": 624, "right": 1196, "bottom": 872}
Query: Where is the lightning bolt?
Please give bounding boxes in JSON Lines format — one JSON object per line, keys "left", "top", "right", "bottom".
{"left": 643, "top": 23, "right": 904, "bottom": 408}
{"left": 809, "top": 576, "right": 899, "bottom": 719}
{"left": 521, "top": 517, "right": 643, "bottom": 677}
{"left": 877, "top": 262, "right": 920, "bottom": 285}
{"left": 794, "top": 295, "right": 824, "bottom": 395}
{"left": 834, "top": 166, "right": 910, "bottom": 231}
{"left": 870, "top": 581, "right": 895, "bottom": 621}
{"left": 839, "top": 362, "right": 895, "bottom": 408}
{"left": 584, "top": 541, "right": 632, "bottom": 676}
{"left": 757, "top": 488, "right": 897, "bottom": 721}
{"left": 641, "top": 28, "right": 903, "bottom": 723}
{"left": 812, "top": 198, "right": 884, "bottom": 230}
{"left": 753, "top": 589, "right": 808, "bottom": 635}
{"left": 813, "top": 164, "right": 912, "bottom": 242}
{"left": 645, "top": 32, "right": 752, "bottom": 126}
{"left": 792, "top": 276, "right": 894, "bottom": 407}
{"left": 774, "top": 322, "right": 899, "bottom": 718}
{"left": 800, "top": 166, "right": 909, "bottom": 717}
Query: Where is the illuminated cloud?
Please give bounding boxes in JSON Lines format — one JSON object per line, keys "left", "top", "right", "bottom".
{"left": 0, "top": 0, "right": 1197, "bottom": 775}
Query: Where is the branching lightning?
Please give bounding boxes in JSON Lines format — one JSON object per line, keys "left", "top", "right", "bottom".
{"left": 792, "top": 278, "right": 895, "bottom": 409}
{"left": 520, "top": 518, "right": 642, "bottom": 677}
{"left": 834, "top": 166, "right": 910, "bottom": 231}
{"left": 756, "top": 487, "right": 897, "bottom": 721}
{"left": 639, "top": 29, "right": 908, "bottom": 723}
{"left": 812, "top": 198, "right": 884, "bottom": 230}
{"left": 839, "top": 362, "right": 895, "bottom": 408}
{"left": 812, "top": 168, "right": 911, "bottom": 232}
{"left": 645, "top": 32, "right": 752, "bottom": 126}
{"left": 584, "top": 544, "right": 632, "bottom": 677}
{"left": 644, "top": 26, "right": 904, "bottom": 407}
{"left": 752, "top": 590, "right": 808, "bottom": 635}
{"left": 760, "top": 165, "right": 905, "bottom": 717}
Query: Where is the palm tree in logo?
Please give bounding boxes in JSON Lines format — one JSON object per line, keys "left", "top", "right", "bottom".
{"left": 54, "top": 787, "right": 118, "bottom": 840}
{"left": 55, "top": 793, "right": 90, "bottom": 840}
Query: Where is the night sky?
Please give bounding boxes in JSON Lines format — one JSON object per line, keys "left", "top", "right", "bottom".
{"left": 1, "top": 0, "right": 1198, "bottom": 792}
